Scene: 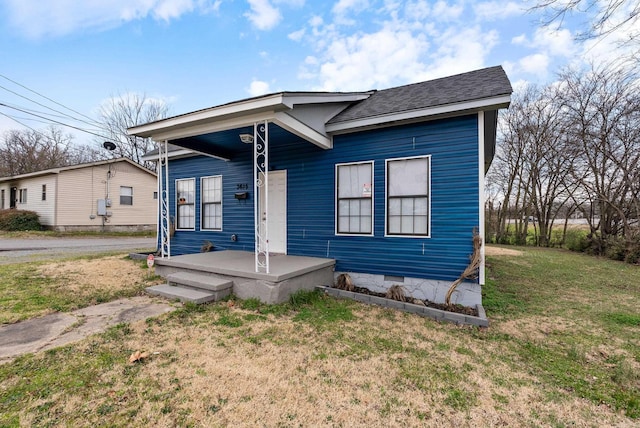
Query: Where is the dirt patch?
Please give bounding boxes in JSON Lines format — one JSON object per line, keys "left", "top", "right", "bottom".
{"left": 485, "top": 246, "right": 523, "bottom": 256}
{"left": 38, "top": 255, "right": 155, "bottom": 297}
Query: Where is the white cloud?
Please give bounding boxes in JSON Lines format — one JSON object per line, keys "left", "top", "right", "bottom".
{"left": 288, "top": 28, "right": 305, "bottom": 41}
{"left": 509, "top": 27, "right": 575, "bottom": 78}
{"left": 312, "top": 26, "right": 431, "bottom": 91}
{"left": 474, "top": 1, "right": 523, "bottom": 21}
{"left": 244, "top": 0, "right": 282, "bottom": 30}
{"left": 293, "top": 1, "right": 503, "bottom": 91}
{"left": 432, "top": 1, "right": 464, "bottom": 21}
{"left": 332, "top": 0, "right": 370, "bottom": 16}
{"left": 519, "top": 53, "right": 550, "bottom": 76}
{"left": 247, "top": 79, "right": 271, "bottom": 96}
{"left": 2, "top": 0, "right": 220, "bottom": 38}
{"left": 423, "top": 26, "right": 499, "bottom": 80}
{"left": 153, "top": 0, "right": 195, "bottom": 21}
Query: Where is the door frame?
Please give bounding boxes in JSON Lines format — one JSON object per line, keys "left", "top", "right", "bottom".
{"left": 259, "top": 170, "right": 287, "bottom": 254}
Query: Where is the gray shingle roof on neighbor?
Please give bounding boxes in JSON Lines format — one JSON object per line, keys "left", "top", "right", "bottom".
{"left": 327, "top": 65, "right": 512, "bottom": 124}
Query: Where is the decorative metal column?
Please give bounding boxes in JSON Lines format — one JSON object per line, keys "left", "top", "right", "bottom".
{"left": 254, "top": 121, "right": 269, "bottom": 273}
{"left": 158, "top": 140, "right": 171, "bottom": 258}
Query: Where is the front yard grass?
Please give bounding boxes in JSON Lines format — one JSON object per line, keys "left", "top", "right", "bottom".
{"left": 0, "top": 254, "right": 162, "bottom": 324}
{"left": 1, "top": 246, "right": 639, "bottom": 426}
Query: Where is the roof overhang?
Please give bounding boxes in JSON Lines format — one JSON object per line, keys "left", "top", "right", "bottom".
{"left": 128, "top": 92, "right": 372, "bottom": 151}
{"left": 325, "top": 95, "right": 511, "bottom": 135}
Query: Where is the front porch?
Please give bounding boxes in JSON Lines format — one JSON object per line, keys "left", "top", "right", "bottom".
{"left": 147, "top": 250, "right": 335, "bottom": 304}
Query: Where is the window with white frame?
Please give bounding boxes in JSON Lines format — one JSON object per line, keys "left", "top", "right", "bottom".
{"left": 176, "top": 178, "right": 195, "bottom": 230}
{"left": 120, "top": 186, "right": 133, "bottom": 205}
{"left": 201, "top": 175, "right": 222, "bottom": 230}
{"left": 19, "top": 188, "right": 27, "bottom": 204}
{"left": 42, "top": 184, "right": 46, "bottom": 201}
{"left": 386, "top": 156, "right": 430, "bottom": 236}
{"left": 336, "top": 161, "right": 373, "bottom": 235}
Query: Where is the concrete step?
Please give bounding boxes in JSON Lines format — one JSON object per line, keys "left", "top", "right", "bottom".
{"left": 145, "top": 284, "right": 218, "bottom": 304}
{"left": 166, "top": 271, "right": 233, "bottom": 292}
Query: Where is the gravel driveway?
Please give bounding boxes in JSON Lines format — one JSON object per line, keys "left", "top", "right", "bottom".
{"left": 0, "top": 236, "right": 156, "bottom": 264}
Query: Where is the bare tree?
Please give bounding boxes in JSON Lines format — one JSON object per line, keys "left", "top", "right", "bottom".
{"left": 97, "top": 92, "right": 169, "bottom": 169}
{"left": 0, "top": 126, "right": 100, "bottom": 176}
{"left": 531, "top": 0, "right": 640, "bottom": 43}
{"left": 558, "top": 63, "right": 640, "bottom": 254}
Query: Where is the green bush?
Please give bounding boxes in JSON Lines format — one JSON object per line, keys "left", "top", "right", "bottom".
{"left": 564, "top": 229, "right": 590, "bottom": 253}
{"left": 0, "top": 209, "right": 42, "bottom": 231}
{"left": 605, "top": 236, "right": 627, "bottom": 261}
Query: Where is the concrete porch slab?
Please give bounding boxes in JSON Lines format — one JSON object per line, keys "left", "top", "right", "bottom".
{"left": 154, "top": 251, "right": 335, "bottom": 282}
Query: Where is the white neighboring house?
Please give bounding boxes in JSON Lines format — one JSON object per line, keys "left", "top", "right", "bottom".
{"left": 0, "top": 158, "right": 157, "bottom": 231}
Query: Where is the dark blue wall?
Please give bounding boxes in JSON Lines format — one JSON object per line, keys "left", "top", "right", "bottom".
{"left": 163, "top": 114, "right": 480, "bottom": 282}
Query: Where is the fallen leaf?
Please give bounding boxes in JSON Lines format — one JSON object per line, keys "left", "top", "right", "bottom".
{"left": 129, "top": 351, "right": 150, "bottom": 363}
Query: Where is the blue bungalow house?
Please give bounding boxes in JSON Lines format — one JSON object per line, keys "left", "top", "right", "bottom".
{"left": 130, "top": 66, "right": 512, "bottom": 306}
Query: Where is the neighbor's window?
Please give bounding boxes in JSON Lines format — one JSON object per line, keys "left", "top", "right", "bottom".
{"left": 120, "top": 186, "right": 133, "bottom": 205}
{"left": 201, "top": 175, "right": 222, "bottom": 230}
{"left": 42, "top": 184, "right": 46, "bottom": 201}
{"left": 336, "top": 161, "right": 373, "bottom": 235}
{"left": 386, "top": 156, "right": 430, "bottom": 236}
{"left": 176, "top": 178, "right": 195, "bottom": 230}
{"left": 1, "top": 189, "right": 4, "bottom": 209}
{"left": 19, "top": 188, "right": 27, "bottom": 204}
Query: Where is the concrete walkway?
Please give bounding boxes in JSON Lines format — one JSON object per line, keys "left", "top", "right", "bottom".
{"left": 0, "top": 296, "right": 177, "bottom": 363}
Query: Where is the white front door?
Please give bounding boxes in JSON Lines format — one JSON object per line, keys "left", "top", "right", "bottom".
{"left": 260, "top": 170, "right": 287, "bottom": 254}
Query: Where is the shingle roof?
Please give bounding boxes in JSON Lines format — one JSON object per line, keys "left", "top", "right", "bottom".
{"left": 327, "top": 65, "right": 512, "bottom": 125}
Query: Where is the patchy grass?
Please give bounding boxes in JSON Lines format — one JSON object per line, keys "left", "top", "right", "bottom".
{"left": 0, "top": 247, "right": 639, "bottom": 426}
{"left": 0, "top": 230, "right": 155, "bottom": 239}
{"left": 0, "top": 254, "right": 163, "bottom": 324}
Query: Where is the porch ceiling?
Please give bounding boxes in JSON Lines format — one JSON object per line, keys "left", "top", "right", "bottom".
{"left": 168, "top": 123, "right": 304, "bottom": 160}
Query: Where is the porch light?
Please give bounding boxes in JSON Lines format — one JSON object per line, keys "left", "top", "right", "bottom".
{"left": 239, "top": 134, "right": 254, "bottom": 144}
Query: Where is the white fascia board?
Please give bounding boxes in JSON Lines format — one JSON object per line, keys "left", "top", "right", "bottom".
{"left": 128, "top": 94, "right": 286, "bottom": 138}
{"left": 325, "top": 95, "right": 511, "bottom": 134}
{"left": 141, "top": 148, "right": 198, "bottom": 162}
{"left": 281, "top": 92, "right": 372, "bottom": 109}
{"left": 274, "top": 112, "right": 332, "bottom": 149}
{"left": 149, "top": 111, "right": 278, "bottom": 142}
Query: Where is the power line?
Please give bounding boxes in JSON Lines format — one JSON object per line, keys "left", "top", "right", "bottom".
{"left": 0, "top": 82, "right": 102, "bottom": 130}
{"left": 0, "top": 73, "right": 101, "bottom": 126}
{"left": 0, "top": 102, "right": 113, "bottom": 141}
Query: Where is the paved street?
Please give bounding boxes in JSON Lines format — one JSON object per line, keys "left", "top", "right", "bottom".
{"left": 0, "top": 236, "right": 156, "bottom": 264}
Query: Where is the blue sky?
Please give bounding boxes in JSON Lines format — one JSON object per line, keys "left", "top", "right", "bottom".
{"left": 0, "top": 0, "right": 632, "bottom": 146}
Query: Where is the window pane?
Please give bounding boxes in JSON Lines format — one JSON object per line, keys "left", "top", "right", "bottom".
{"left": 202, "top": 176, "right": 222, "bottom": 203}
{"left": 361, "top": 200, "right": 372, "bottom": 215}
{"left": 388, "top": 157, "right": 428, "bottom": 197}
{"left": 338, "top": 216, "right": 349, "bottom": 233}
{"left": 349, "top": 199, "right": 360, "bottom": 216}
{"left": 389, "top": 216, "right": 401, "bottom": 234}
{"left": 401, "top": 215, "right": 413, "bottom": 234}
{"left": 414, "top": 216, "right": 428, "bottom": 234}
{"left": 338, "top": 163, "right": 372, "bottom": 198}
{"left": 415, "top": 197, "right": 428, "bottom": 215}
{"left": 387, "top": 157, "right": 430, "bottom": 236}
{"left": 336, "top": 162, "right": 373, "bottom": 235}
{"left": 388, "top": 198, "right": 401, "bottom": 215}
{"left": 401, "top": 198, "right": 413, "bottom": 214}
{"left": 361, "top": 216, "right": 372, "bottom": 234}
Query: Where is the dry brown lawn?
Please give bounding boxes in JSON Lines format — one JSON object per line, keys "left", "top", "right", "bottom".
{"left": 2, "top": 248, "right": 639, "bottom": 427}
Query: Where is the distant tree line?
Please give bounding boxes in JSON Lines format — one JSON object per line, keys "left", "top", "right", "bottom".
{"left": 486, "top": 63, "right": 640, "bottom": 263}
{"left": 0, "top": 126, "right": 102, "bottom": 176}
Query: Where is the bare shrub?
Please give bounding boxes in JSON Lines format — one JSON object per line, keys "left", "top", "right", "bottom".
{"left": 385, "top": 284, "right": 407, "bottom": 302}
{"left": 335, "top": 273, "right": 354, "bottom": 291}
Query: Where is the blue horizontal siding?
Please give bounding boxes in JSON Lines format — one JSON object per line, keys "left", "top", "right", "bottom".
{"left": 165, "top": 114, "right": 480, "bottom": 282}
